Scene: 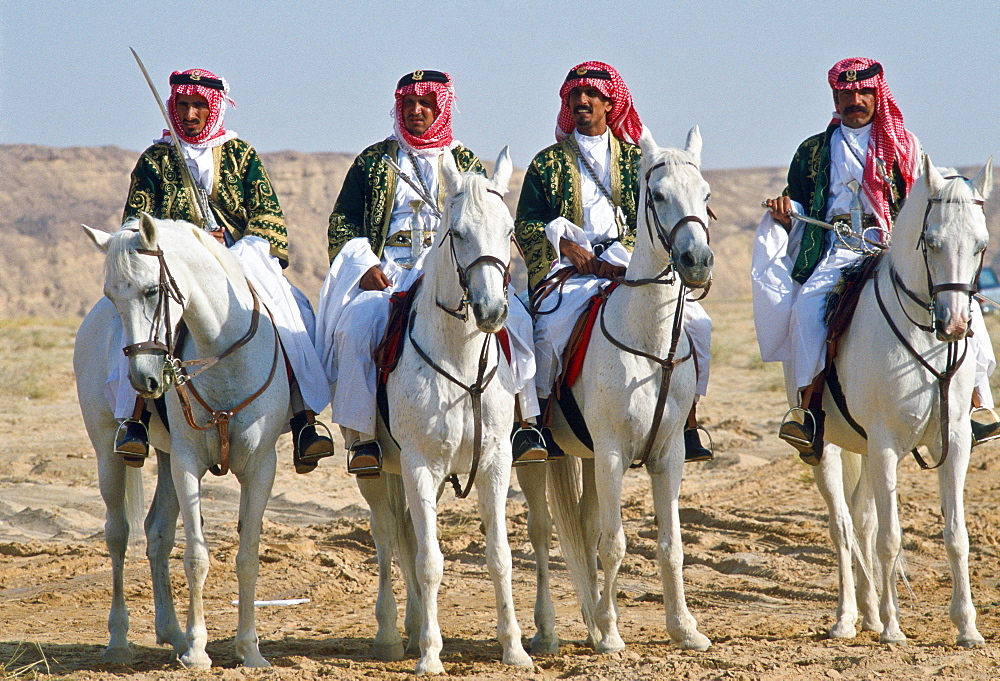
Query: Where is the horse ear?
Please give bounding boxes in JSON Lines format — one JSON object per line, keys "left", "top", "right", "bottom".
{"left": 638, "top": 126, "right": 657, "bottom": 159}
{"left": 82, "top": 224, "right": 112, "bottom": 253}
{"left": 923, "top": 154, "right": 945, "bottom": 196}
{"left": 685, "top": 126, "right": 703, "bottom": 167}
{"left": 492, "top": 146, "right": 513, "bottom": 194}
{"left": 138, "top": 212, "right": 158, "bottom": 250}
{"left": 441, "top": 150, "right": 462, "bottom": 195}
{"left": 972, "top": 156, "right": 993, "bottom": 200}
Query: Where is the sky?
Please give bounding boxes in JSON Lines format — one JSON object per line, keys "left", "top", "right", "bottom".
{"left": 2, "top": 0, "right": 999, "bottom": 171}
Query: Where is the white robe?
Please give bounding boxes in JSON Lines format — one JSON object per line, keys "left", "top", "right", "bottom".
{"left": 315, "top": 148, "right": 539, "bottom": 441}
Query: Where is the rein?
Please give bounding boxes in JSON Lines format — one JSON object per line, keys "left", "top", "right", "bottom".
{"left": 872, "top": 185, "right": 984, "bottom": 470}
{"left": 121, "top": 239, "right": 280, "bottom": 476}
{"left": 405, "top": 306, "right": 500, "bottom": 498}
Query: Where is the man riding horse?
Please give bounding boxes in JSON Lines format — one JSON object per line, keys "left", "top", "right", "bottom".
{"left": 316, "top": 70, "right": 541, "bottom": 476}
{"left": 758, "top": 57, "right": 999, "bottom": 465}
{"left": 114, "top": 67, "right": 335, "bottom": 474}
{"left": 515, "top": 60, "right": 714, "bottom": 462}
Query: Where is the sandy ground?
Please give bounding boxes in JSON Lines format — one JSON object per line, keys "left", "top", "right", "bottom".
{"left": 2, "top": 299, "right": 1000, "bottom": 680}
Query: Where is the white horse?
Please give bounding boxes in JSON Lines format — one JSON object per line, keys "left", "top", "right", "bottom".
{"left": 356, "top": 148, "right": 532, "bottom": 675}
{"left": 801, "top": 158, "right": 992, "bottom": 646}
{"left": 75, "top": 214, "right": 287, "bottom": 668}
{"left": 518, "top": 128, "right": 714, "bottom": 654}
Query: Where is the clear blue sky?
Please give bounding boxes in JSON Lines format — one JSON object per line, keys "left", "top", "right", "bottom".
{"left": 3, "top": 0, "right": 998, "bottom": 170}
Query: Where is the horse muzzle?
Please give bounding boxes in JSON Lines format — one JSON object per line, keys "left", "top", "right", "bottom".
{"left": 933, "top": 298, "right": 971, "bottom": 342}
{"left": 676, "top": 244, "right": 715, "bottom": 289}
{"left": 473, "top": 300, "right": 508, "bottom": 334}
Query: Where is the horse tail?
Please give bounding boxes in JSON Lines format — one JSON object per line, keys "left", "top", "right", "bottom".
{"left": 546, "top": 455, "right": 599, "bottom": 633}
{"left": 124, "top": 465, "right": 146, "bottom": 552}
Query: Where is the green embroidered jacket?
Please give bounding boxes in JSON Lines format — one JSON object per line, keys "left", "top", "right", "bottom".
{"left": 515, "top": 136, "right": 640, "bottom": 290}
{"left": 785, "top": 123, "right": 907, "bottom": 284}
{"left": 327, "top": 140, "right": 485, "bottom": 263}
{"left": 123, "top": 139, "right": 289, "bottom": 267}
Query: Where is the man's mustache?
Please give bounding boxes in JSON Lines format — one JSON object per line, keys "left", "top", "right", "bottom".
{"left": 844, "top": 105, "right": 869, "bottom": 115}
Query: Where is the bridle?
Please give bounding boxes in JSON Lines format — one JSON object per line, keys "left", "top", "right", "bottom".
{"left": 410, "top": 185, "right": 510, "bottom": 497}
{"left": 119, "top": 236, "right": 280, "bottom": 476}
{"left": 435, "top": 188, "right": 512, "bottom": 321}
{"left": 873, "top": 177, "right": 985, "bottom": 470}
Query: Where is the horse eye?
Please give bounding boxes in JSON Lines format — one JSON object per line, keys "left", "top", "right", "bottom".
{"left": 705, "top": 193, "right": 712, "bottom": 202}
{"left": 926, "top": 238, "right": 942, "bottom": 251}
{"left": 653, "top": 191, "right": 665, "bottom": 202}
{"left": 144, "top": 285, "right": 159, "bottom": 298}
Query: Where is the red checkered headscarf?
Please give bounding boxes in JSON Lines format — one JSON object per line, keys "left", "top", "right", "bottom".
{"left": 556, "top": 61, "right": 643, "bottom": 144}
{"left": 393, "top": 70, "right": 455, "bottom": 155}
{"left": 828, "top": 57, "right": 918, "bottom": 229}
{"left": 165, "top": 68, "right": 236, "bottom": 149}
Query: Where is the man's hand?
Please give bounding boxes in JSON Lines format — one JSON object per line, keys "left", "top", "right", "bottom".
{"left": 560, "top": 238, "right": 600, "bottom": 275}
{"left": 765, "top": 196, "right": 793, "bottom": 231}
{"left": 208, "top": 228, "right": 226, "bottom": 245}
{"left": 359, "top": 265, "right": 391, "bottom": 291}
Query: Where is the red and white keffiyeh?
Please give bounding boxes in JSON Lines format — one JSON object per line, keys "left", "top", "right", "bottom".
{"left": 393, "top": 70, "right": 455, "bottom": 155}
{"left": 828, "top": 57, "right": 918, "bottom": 229}
{"left": 165, "top": 68, "right": 237, "bottom": 149}
{"left": 556, "top": 61, "right": 643, "bottom": 144}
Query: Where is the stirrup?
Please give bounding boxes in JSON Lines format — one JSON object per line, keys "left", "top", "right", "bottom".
{"left": 114, "top": 418, "right": 149, "bottom": 467}
{"left": 512, "top": 425, "right": 548, "bottom": 467}
{"left": 684, "top": 425, "right": 714, "bottom": 463}
{"left": 971, "top": 406, "right": 1000, "bottom": 447}
{"left": 778, "top": 406, "right": 816, "bottom": 450}
{"left": 296, "top": 419, "right": 335, "bottom": 464}
{"left": 348, "top": 439, "right": 382, "bottom": 478}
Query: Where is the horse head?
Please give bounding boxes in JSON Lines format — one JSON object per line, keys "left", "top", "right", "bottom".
{"left": 436, "top": 148, "right": 514, "bottom": 334}
{"left": 84, "top": 213, "right": 216, "bottom": 398}
{"left": 638, "top": 126, "right": 714, "bottom": 289}
{"left": 915, "top": 156, "right": 992, "bottom": 341}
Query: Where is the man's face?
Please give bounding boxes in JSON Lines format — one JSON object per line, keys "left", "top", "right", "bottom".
{"left": 401, "top": 93, "right": 438, "bottom": 136}
{"left": 567, "top": 86, "right": 612, "bottom": 133}
{"left": 175, "top": 93, "right": 211, "bottom": 137}
{"left": 834, "top": 87, "right": 876, "bottom": 128}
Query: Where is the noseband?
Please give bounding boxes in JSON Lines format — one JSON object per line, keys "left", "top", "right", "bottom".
{"left": 436, "top": 188, "right": 512, "bottom": 321}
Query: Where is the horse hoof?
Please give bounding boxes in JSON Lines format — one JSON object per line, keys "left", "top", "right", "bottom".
{"left": 179, "top": 651, "right": 213, "bottom": 669}
{"left": 529, "top": 634, "right": 560, "bottom": 656}
{"left": 157, "top": 630, "right": 187, "bottom": 655}
{"left": 502, "top": 646, "right": 533, "bottom": 668}
{"left": 415, "top": 657, "right": 445, "bottom": 675}
{"left": 679, "top": 632, "right": 711, "bottom": 651}
{"left": 860, "top": 618, "right": 883, "bottom": 634}
{"left": 405, "top": 640, "right": 421, "bottom": 657}
{"left": 241, "top": 655, "right": 271, "bottom": 669}
{"left": 957, "top": 636, "right": 985, "bottom": 649}
{"left": 828, "top": 621, "right": 857, "bottom": 639}
{"left": 373, "top": 641, "right": 405, "bottom": 661}
{"left": 596, "top": 636, "right": 626, "bottom": 654}
{"left": 102, "top": 645, "right": 134, "bottom": 665}
{"left": 879, "top": 635, "right": 908, "bottom": 646}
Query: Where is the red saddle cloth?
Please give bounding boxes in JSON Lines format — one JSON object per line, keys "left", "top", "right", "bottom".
{"left": 561, "top": 282, "right": 618, "bottom": 389}
{"left": 374, "top": 277, "right": 511, "bottom": 384}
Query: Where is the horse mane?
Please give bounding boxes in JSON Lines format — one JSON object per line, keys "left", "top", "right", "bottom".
{"left": 645, "top": 146, "right": 699, "bottom": 170}
{"left": 109, "top": 218, "right": 245, "bottom": 286}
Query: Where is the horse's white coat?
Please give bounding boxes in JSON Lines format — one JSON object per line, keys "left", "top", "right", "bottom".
{"left": 75, "top": 215, "right": 288, "bottom": 668}
{"left": 354, "top": 148, "right": 532, "bottom": 675}
{"left": 519, "top": 128, "right": 714, "bottom": 654}
{"left": 803, "top": 158, "right": 993, "bottom": 646}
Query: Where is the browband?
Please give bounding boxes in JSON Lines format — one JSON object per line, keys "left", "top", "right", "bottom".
{"left": 170, "top": 72, "right": 225, "bottom": 90}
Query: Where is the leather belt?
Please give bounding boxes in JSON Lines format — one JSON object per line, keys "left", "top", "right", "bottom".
{"left": 829, "top": 213, "right": 877, "bottom": 227}
{"left": 386, "top": 230, "right": 436, "bottom": 248}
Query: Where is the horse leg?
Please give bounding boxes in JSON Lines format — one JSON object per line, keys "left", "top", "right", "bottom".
{"left": 145, "top": 450, "right": 186, "bottom": 654}
{"left": 96, "top": 448, "right": 134, "bottom": 664}
{"left": 358, "top": 475, "right": 406, "bottom": 661}
{"left": 845, "top": 451, "right": 882, "bottom": 633}
{"left": 938, "top": 442, "right": 984, "bottom": 647}
{"left": 402, "top": 465, "right": 446, "bottom": 675}
{"left": 813, "top": 443, "right": 860, "bottom": 639}
{"left": 649, "top": 446, "right": 710, "bottom": 651}
{"left": 396, "top": 495, "right": 423, "bottom": 656}
{"left": 171, "top": 460, "right": 213, "bottom": 669}
{"left": 592, "top": 449, "right": 627, "bottom": 654}
{"left": 579, "top": 459, "right": 602, "bottom": 645}
{"left": 232, "top": 461, "right": 276, "bottom": 668}
{"left": 866, "top": 440, "right": 906, "bottom": 644}
{"left": 515, "top": 464, "right": 559, "bottom": 655}
{"left": 477, "top": 460, "right": 532, "bottom": 668}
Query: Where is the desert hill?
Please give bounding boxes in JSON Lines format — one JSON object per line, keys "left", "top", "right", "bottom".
{"left": 2, "top": 144, "right": 997, "bottom": 318}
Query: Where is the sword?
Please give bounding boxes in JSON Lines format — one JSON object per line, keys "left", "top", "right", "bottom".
{"left": 381, "top": 154, "right": 442, "bottom": 217}
{"left": 760, "top": 198, "right": 885, "bottom": 253}
{"left": 129, "top": 47, "right": 219, "bottom": 231}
